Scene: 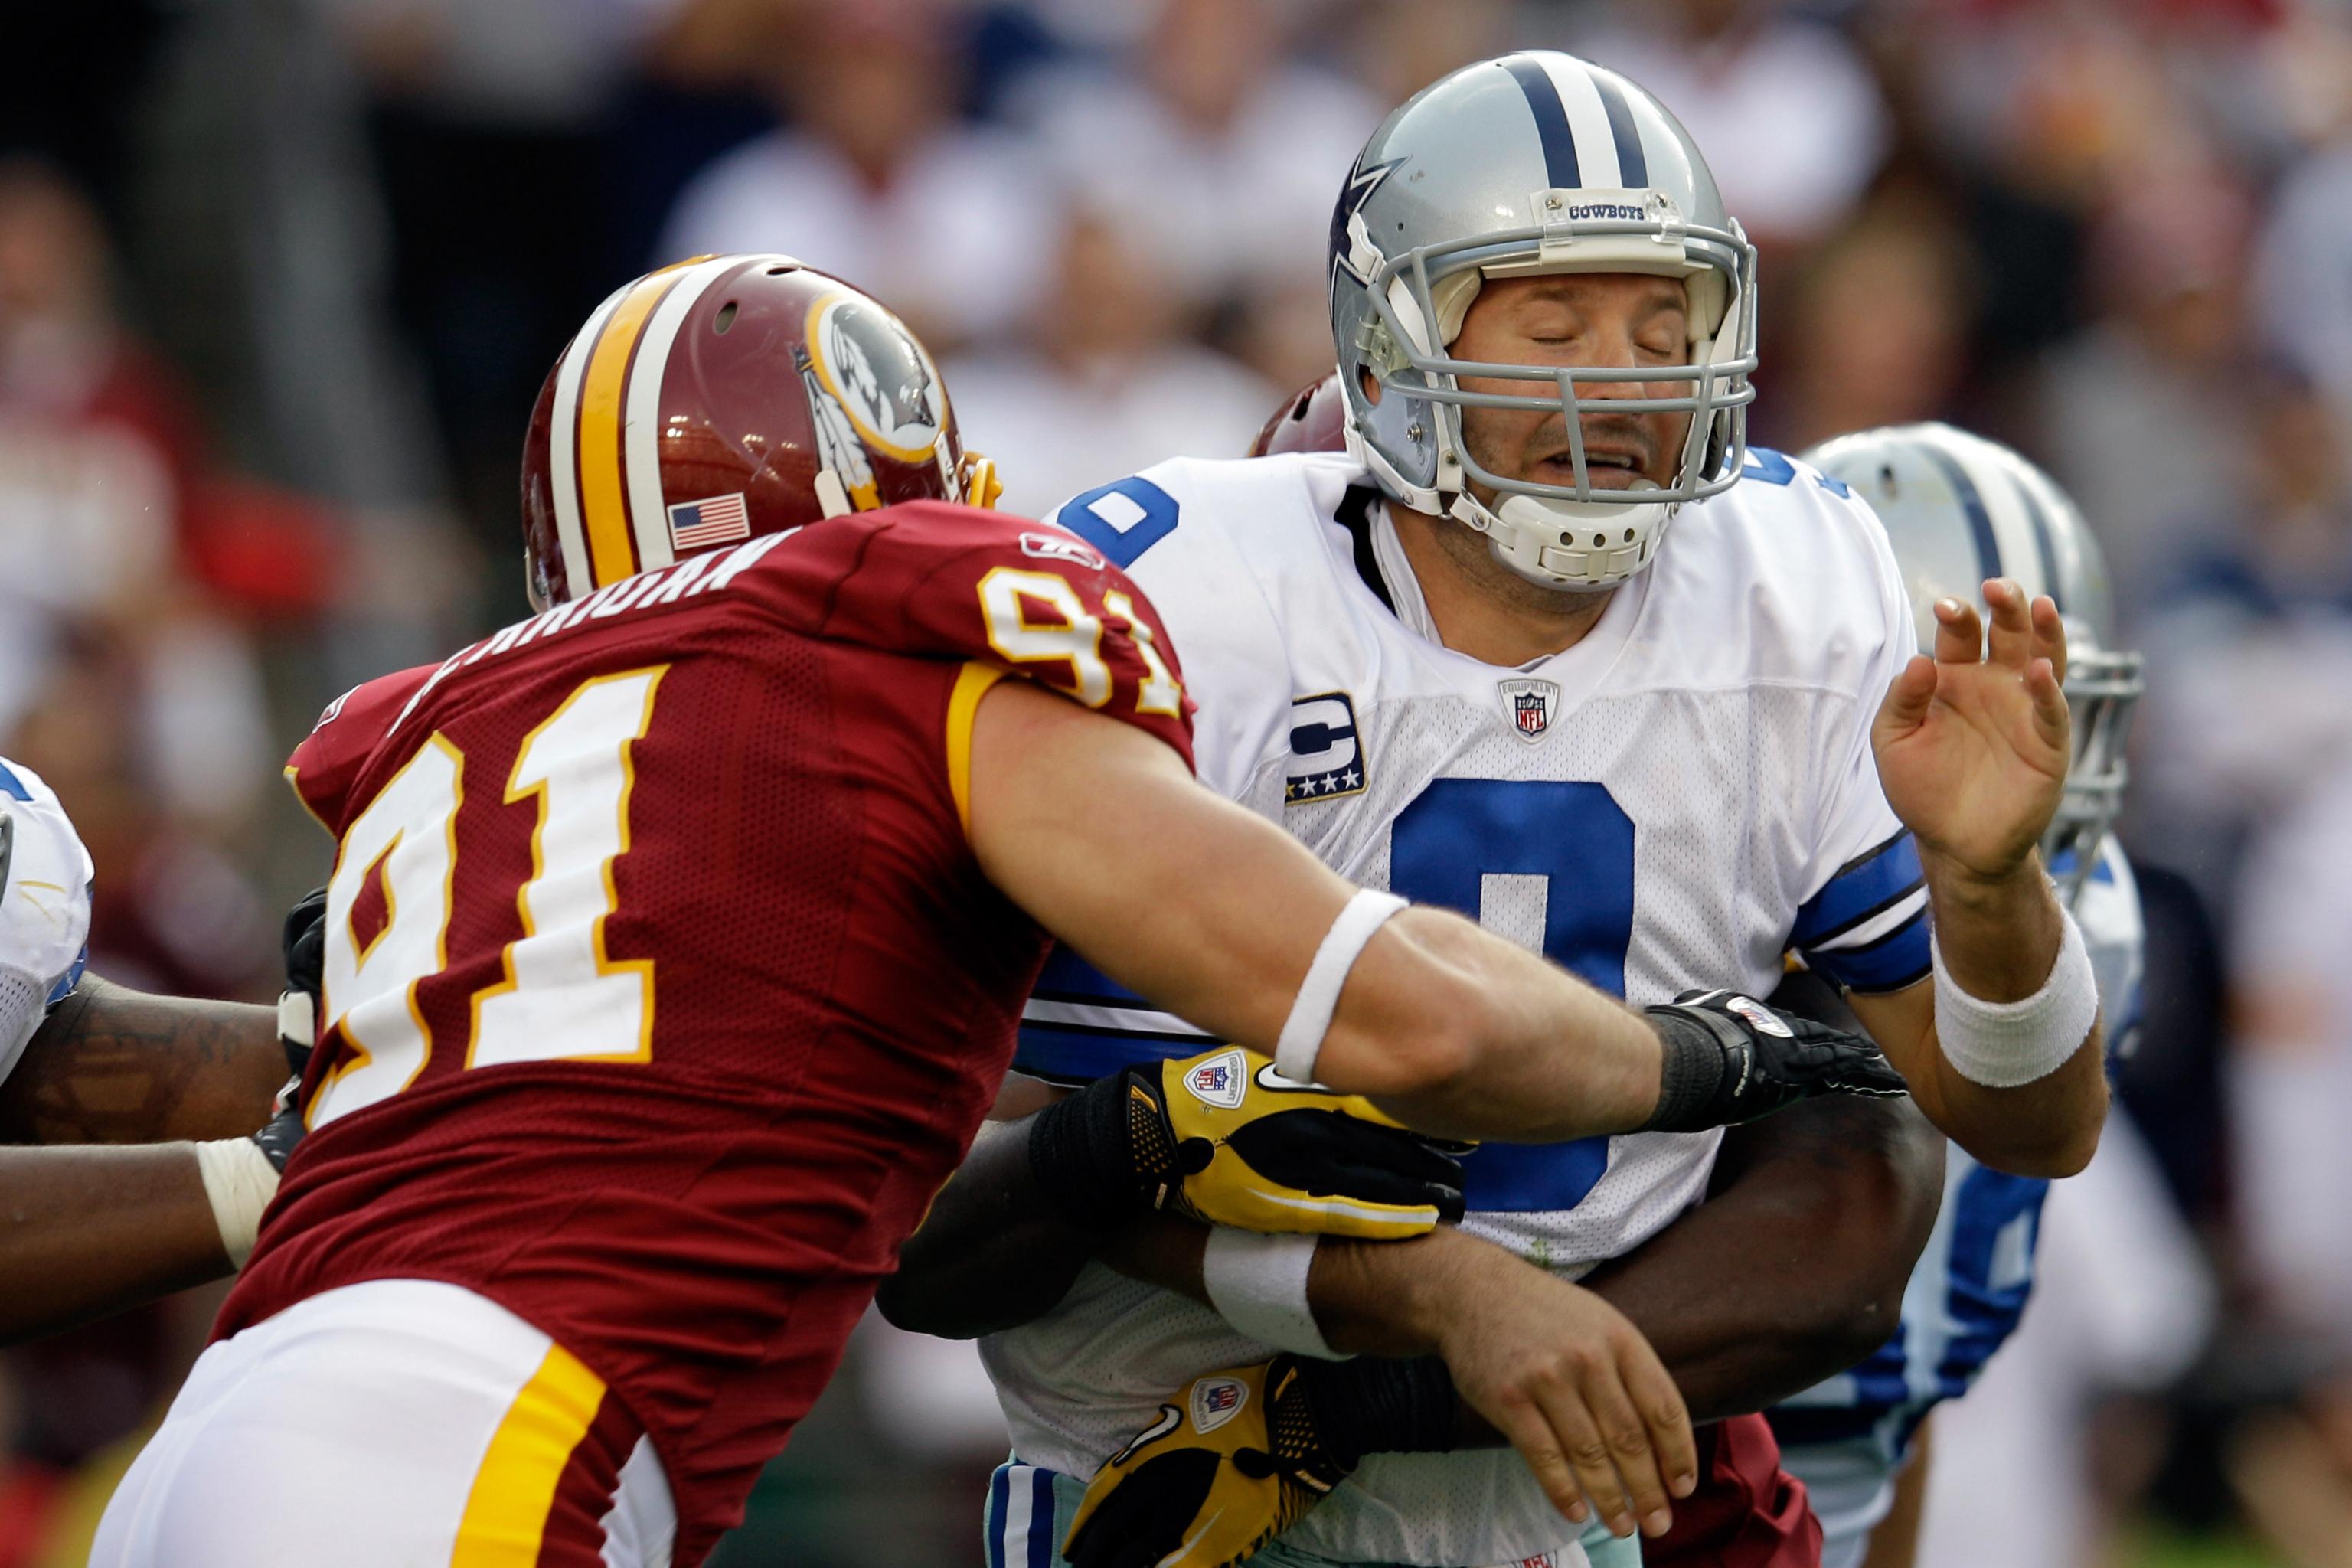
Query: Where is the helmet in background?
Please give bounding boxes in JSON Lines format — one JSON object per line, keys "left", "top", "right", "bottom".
{"left": 1250, "top": 371, "right": 1349, "bottom": 458}
{"left": 1802, "top": 423, "right": 2144, "bottom": 907}
{"left": 521, "top": 254, "right": 1000, "bottom": 609}
{"left": 1328, "top": 51, "right": 1757, "bottom": 592}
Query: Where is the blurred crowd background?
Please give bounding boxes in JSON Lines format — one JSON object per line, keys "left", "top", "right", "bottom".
{"left": 2, "top": 0, "right": 2349, "bottom": 1563}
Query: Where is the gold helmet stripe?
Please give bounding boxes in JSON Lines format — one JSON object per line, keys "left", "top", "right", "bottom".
{"left": 574, "top": 262, "right": 697, "bottom": 589}
{"left": 547, "top": 281, "right": 631, "bottom": 598}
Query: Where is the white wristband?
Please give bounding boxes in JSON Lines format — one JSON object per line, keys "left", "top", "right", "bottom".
{"left": 1932, "top": 906, "right": 2099, "bottom": 1088}
{"left": 1200, "top": 1227, "right": 1348, "bottom": 1361}
{"left": 1276, "top": 889, "right": 1409, "bottom": 1083}
{"left": 194, "top": 1138, "right": 281, "bottom": 1269}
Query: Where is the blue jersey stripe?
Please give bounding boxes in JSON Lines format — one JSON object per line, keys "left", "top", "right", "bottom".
{"left": 1027, "top": 1468, "right": 1056, "bottom": 1568}
{"left": 44, "top": 946, "right": 87, "bottom": 1008}
{"left": 1034, "top": 944, "right": 1143, "bottom": 1006}
{"left": 1457, "top": 1137, "right": 1612, "bottom": 1214}
{"left": 1791, "top": 833, "right": 1923, "bottom": 948}
{"left": 0, "top": 761, "right": 30, "bottom": 802}
{"left": 1501, "top": 55, "right": 1582, "bottom": 188}
{"left": 986, "top": 1464, "right": 1011, "bottom": 1568}
{"left": 1015, "top": 1024, "right": 1197, "bottom": 1086}
{"left": 1803, "top": 907, "right": 1931, "bottom": 993}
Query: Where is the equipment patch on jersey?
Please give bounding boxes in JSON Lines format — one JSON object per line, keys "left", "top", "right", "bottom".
{"left": 1018, "top": 529, "right": 1104, "bottom": 571}
{"left": 1191, "top": 1376, "right": 1248, "bottom": 1434}
{"left": 1286, "top": 692, "right": 1366, "bottom": 804}
{"left": 1183, "top": 1047, "right": 1249, "bottom": 1109}
{"left": 1497, "top": 678, "right": 1559, "bottom": 741}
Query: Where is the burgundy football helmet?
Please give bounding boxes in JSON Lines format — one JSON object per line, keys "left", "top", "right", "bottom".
{"left": 1248, "top": 371, "right": 1349, "bottom": 458}
{"left": 520, "top": 254, "right": 1001, "bottom": 607}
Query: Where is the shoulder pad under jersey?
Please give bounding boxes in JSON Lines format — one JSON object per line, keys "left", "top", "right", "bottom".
{"left": 726, "top": 501, "right": 1196, "bottom": 769}
{"left": 1040, "top": 452, "right": 1367, "bottom": 797}
{"left": 283, "top": 664, "right": 442, "bottom": 833}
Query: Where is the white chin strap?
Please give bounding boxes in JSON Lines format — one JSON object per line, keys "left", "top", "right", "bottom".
{"left": 1447, "top": 481, "right": 1677, "bottom": 592}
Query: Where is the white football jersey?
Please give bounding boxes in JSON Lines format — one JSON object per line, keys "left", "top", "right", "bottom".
{"left": 0, "top": 757, "right": 93, "bottom": 1086}
{"left": 983, "top": 449, "right": 1929, "bottom": 1566}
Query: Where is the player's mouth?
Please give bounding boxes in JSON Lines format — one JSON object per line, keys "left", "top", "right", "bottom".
{"left": 1537, "top": 447, "right": 1650, "bottom": 489}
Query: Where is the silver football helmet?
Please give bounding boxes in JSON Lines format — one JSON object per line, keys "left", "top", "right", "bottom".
{"left": 1802, "top": 424, "right": 2144, "bottom": 908}
{"left": 1329, "top": 51, "right": 1758, "bottom": 592}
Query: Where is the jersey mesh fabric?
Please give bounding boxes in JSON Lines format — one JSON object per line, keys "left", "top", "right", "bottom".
{"left": 0, "top": 962, "right": 53, "bottom": 1083}
{"left": 226, "top": 504, "right": 1191, "bottom": 1568}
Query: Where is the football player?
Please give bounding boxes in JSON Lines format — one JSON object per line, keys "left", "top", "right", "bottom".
{"left": 79, "top": 256, "right": 1899, "bottom": 1568}
{"left": 880, "top": 51, "right": 2109, "bottom": 1568}
{"left": 1763, "top": 425, "right": 2147, "bottom": 1568}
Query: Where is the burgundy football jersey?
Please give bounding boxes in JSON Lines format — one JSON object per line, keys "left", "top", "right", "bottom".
{"left": 222, "top": 502, "right": 1193, "bottom": 1566}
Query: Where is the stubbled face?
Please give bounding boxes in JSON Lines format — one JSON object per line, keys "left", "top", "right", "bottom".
{"left": 1449, "top": 273, "right": 1697, "bottom": 503}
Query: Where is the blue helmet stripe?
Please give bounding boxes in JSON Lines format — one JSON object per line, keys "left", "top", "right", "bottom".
{"left": 1501, "top": 54, "right": 1582, "bottom": 188}
{"left": 1588, "top": 68, "right": 1649, "bottom": 188}
{"left": 1915, "top": 439, "right": 2002, "bottom": 588}
{"left": 2008, "top": 468, "right": 2066, "bottom": 614}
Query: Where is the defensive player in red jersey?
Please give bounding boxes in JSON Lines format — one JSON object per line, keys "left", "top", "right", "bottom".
{"left": 79, "top": 257, "right": 1901, "bottom": 1568}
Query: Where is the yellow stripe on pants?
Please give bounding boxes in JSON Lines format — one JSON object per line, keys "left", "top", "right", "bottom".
{"left": 450, "top": 1341, "right": 606, "bottom": 1566}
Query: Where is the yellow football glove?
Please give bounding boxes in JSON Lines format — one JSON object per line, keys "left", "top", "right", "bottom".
{"left": 1064, "top": 1357, "right": 1347, "bottom": 1568}
{"left": 1028, "top": 1044, "right": 1468, "bottom": 1240}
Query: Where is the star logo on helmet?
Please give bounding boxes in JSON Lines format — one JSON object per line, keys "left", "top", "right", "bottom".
{"left": 1328, "top": 156, "right": 1406, "bottom": 287}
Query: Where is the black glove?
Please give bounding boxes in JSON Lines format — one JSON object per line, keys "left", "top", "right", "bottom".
{"left": 1030, "top": 1045, "right": 1467, "bottom": 1240}
{"left": 253, "top": 887, "right": 327, "bottom": 1174}
{"left": 1639, "top": 988, "right": 1908, "bottom": 1133}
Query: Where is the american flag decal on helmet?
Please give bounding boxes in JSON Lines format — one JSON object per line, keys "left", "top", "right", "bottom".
{"left": 667, "top": 493, "right": 751, "bottom": 550}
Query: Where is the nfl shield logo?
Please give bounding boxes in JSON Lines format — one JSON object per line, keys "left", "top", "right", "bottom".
{"left": 1191, "top": 1375, "right": 1250, "bottom": 1432}
{"left": 1497, "top": 678, "right": 1560, "bottom": 743}
{"left": 1181, "top": 1047, "right": 1248, "bottom": 1110}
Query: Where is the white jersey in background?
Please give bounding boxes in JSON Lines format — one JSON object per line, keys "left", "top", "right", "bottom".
{"left": 981, "top": 448, "right": 1934, "bottom": 1568}
{"left": 1769, "top": 837, "right": 2145, "bottom": 1568}
{"left": 0, "top": 756, "right": 93, "bottom": 1086}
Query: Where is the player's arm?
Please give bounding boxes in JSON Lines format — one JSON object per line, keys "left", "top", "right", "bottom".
{"left": 0, "top": 1143, "right": 232, "bottom": 1341}
{"left": 1857, "top": 581, "right": 2107, "bottom": 1178}
{"left": 1057, "top": 1088, "right": 1942, "bottom": 1557}
{"left": 967, "top": 679, "right": 1896, "bottom": 1142}
{"left": 0, "top": 900, "right": 318, "bottom": 1343}
{"left": 0, "top": 975, "right": 283, "bottom": 1145}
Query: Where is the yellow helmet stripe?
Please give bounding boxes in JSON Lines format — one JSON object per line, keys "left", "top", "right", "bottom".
{"left": 575, "top": 261, "right": 699, "bottom": 589}
{"left": 547, "top": 282, "right": 630, "bottom": 598}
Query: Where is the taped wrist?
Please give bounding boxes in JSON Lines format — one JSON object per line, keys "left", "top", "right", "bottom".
{"left": 1638, "top": 1007, "right": 1733, "bottom": 1132}
{"left": 1932, "top": 906, "right": 2099, "bottom": 1088}
{"left": 1294, "top": 1355, "right": 1459, "bottom": 1469}
{"left": 194, "top": 1137, "right": 281, "bottom": 1269}
{"left": 1027, "top": 1069, "right": 1177, "bottom": 1230}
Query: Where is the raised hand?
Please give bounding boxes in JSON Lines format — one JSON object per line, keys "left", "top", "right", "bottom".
{"left": 1871, "top": 579, "right": 2070, "bottom": 882}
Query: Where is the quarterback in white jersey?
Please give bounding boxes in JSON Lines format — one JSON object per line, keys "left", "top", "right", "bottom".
{"left": 0, "top": 755, "right": 93, "bottom": 1086}
{"left": 986, "top": 442, "right": 1932, "bottom": 1565}
{"left": 887, "top": 51, "right": 2107, "bottom": 1568}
